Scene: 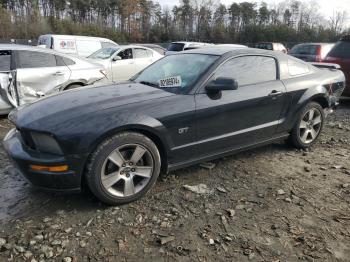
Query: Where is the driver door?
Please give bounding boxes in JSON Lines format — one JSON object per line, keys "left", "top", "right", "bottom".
{"left": 111, "top": 48, "right": 136, "bottom": 83}
{"left": 195, "top": 55, "right": 287, "bottom": 157}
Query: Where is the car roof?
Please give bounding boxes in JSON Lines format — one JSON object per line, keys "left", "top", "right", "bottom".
{"left": 0, "top": 44, "right": 63, "bottom": 53}
{"left": 137, "top": 44, "right": 165, "bottom": 49}
{"left": 180, "top": 47, "right": 283, "bottom": 57}
{"left": 0, "top": 44, "right": 92, "bottom": 61}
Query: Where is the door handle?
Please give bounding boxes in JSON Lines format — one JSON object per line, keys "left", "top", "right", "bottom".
{"left": 268, "top": 90, "right": 283, "bottom": 96}
{"left": 53, "top": 71, "right": 65, "bottom": 76}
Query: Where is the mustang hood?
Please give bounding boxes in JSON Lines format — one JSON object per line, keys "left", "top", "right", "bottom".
{"left": 10, "top": 83, "right": 174, "bottom": 129}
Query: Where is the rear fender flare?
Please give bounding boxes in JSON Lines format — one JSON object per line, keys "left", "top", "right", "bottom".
{"left": 286, "top": 85, "right": 330, "bottom": 131}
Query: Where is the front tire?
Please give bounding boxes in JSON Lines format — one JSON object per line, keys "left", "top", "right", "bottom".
{"left": 288, "top": 102, "right": 324, "bottom": 149}
{"left": 86, "top": 132, "right": 161, "bottom": 205}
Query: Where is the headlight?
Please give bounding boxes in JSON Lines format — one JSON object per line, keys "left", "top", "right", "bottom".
{"left": 30, "top": 132, "right": 63, "bottom": 155}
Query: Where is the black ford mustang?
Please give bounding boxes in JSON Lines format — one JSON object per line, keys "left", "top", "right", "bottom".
{"left": 3, "top": 48, "right": 345, "bottom": 205}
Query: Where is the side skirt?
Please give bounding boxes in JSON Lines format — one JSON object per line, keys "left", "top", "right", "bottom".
{"left": 167, "top": 133, "right": 290, "bottom": 173}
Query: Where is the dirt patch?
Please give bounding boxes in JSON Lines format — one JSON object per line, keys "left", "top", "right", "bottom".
{"left": 0, "top": 103, "right": 349, "bottom": 261}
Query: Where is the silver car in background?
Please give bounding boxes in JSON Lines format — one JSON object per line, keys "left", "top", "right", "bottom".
{"left": 0, "top": 45, "right": 107, "bottom": 114}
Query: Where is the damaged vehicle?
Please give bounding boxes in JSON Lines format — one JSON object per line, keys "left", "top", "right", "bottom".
{"left": 3, "top": 47, "right": 345, "bottom": 205}
{"left": 0, "top": 45, "right": 107, "bottom": 114}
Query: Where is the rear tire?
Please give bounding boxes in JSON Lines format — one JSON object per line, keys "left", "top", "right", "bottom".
{"left": 288, "top": 102, "right": 324, "bottom": 149}
{"left": 86, "top": 132, "right": 161, "bottom": 205}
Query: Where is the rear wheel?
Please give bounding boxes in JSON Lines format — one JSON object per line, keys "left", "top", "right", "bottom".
{"left": 288, "top": 102, "right": 324, "bottom": 149}
{"left": 86, "top": 132, "right": 161, "bottom": 205}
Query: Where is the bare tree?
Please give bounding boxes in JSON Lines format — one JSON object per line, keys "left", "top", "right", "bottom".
{"left": 330, "top": 10, "right": 348, "bottom": 34}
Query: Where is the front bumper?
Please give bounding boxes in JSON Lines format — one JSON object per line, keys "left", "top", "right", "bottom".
{"left": 3, "top": 129, "right": 84, "bottom": 192}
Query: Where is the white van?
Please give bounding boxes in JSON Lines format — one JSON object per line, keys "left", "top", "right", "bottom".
{"left": 38, "top": 35, "right": 118, "bottom": 57}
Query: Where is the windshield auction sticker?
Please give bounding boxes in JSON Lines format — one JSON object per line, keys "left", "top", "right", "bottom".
{"left": 158, "top": 76, "right": 182, "bottom": 88}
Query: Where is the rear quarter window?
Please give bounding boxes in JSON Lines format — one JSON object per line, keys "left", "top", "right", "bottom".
{"left": 288, "top": 58, "right": 310, "bottom": 76}
{"left": 134, "top": 48, "right": 150, "bottom": 59}
{"left": 328, "top": 41, "right": 350, "bottom": 59}
{"left": 56, "top": 55, "right": 76, "bottom": 66}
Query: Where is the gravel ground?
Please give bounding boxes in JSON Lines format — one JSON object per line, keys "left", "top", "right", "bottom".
{"left": 0, "top": 102, "right": 349, "bottom": 262}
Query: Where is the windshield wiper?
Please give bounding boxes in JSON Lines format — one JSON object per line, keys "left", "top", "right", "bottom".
{"left": 139, "top": 81, "right": 159, "bottom": 88}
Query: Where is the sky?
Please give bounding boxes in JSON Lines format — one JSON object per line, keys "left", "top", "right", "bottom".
{"left": 158, "top": 0, "right": 350, "bottom": 26}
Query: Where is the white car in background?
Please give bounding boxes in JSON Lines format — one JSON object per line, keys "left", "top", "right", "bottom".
{"left": 88, "top": 45, "right": 163, "bottom": 83}
{"left": 0, "top": 45, "right": 107, "bottom": 114}
{"left": 38, "top": 34, "right": 118, "bottom": 57}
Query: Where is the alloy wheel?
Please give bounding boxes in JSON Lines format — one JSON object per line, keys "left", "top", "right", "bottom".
{"left": 100, "top": 144, "right": 154, "bottom": 197}
{"left": 299, "top": 108, "right": 322, "bottom": 144}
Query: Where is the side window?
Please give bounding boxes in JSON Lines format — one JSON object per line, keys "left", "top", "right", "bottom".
{"left": 288, "top": 58, "right": 310, "bottom": 76}
{"left": 215, "top": 56, "right": 277, "bottom": 86}
{"left": 118, "top": 49, "right": 133, "bottom": 60}
{"left": 17, "top": 51, "right": 56, "bottom": 69}
{"left": 0, "top": 50, "right": 12, "bottom": 71}
{"left": 63, "top": 57, "right": 75, "bottom": 65}
{"left": 56, "top": 55, "right": 76, "bottom": 66}
{"left": 134, "top": 48, "right": 150, "bottom": 59}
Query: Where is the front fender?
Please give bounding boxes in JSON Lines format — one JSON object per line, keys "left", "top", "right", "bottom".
{"left": 88, "top": 116, "right": 170, "bottom": 156}
{"left": 55, "top": 110, "right": 170, "bottom": 157}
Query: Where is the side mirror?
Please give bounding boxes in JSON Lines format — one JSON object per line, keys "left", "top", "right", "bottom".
{"left": 113, "top": 56, "right": 122, "bottom": 61}
{"left": 205, "top": 77, "right": 238, "bottom": 93}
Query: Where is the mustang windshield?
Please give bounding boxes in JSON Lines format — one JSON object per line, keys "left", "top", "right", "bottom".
{"left": 89, "top": 47, "right": 120, "bottom": 60}
{"left": 133, "top": 54, "right": 218, "bottom": 93}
